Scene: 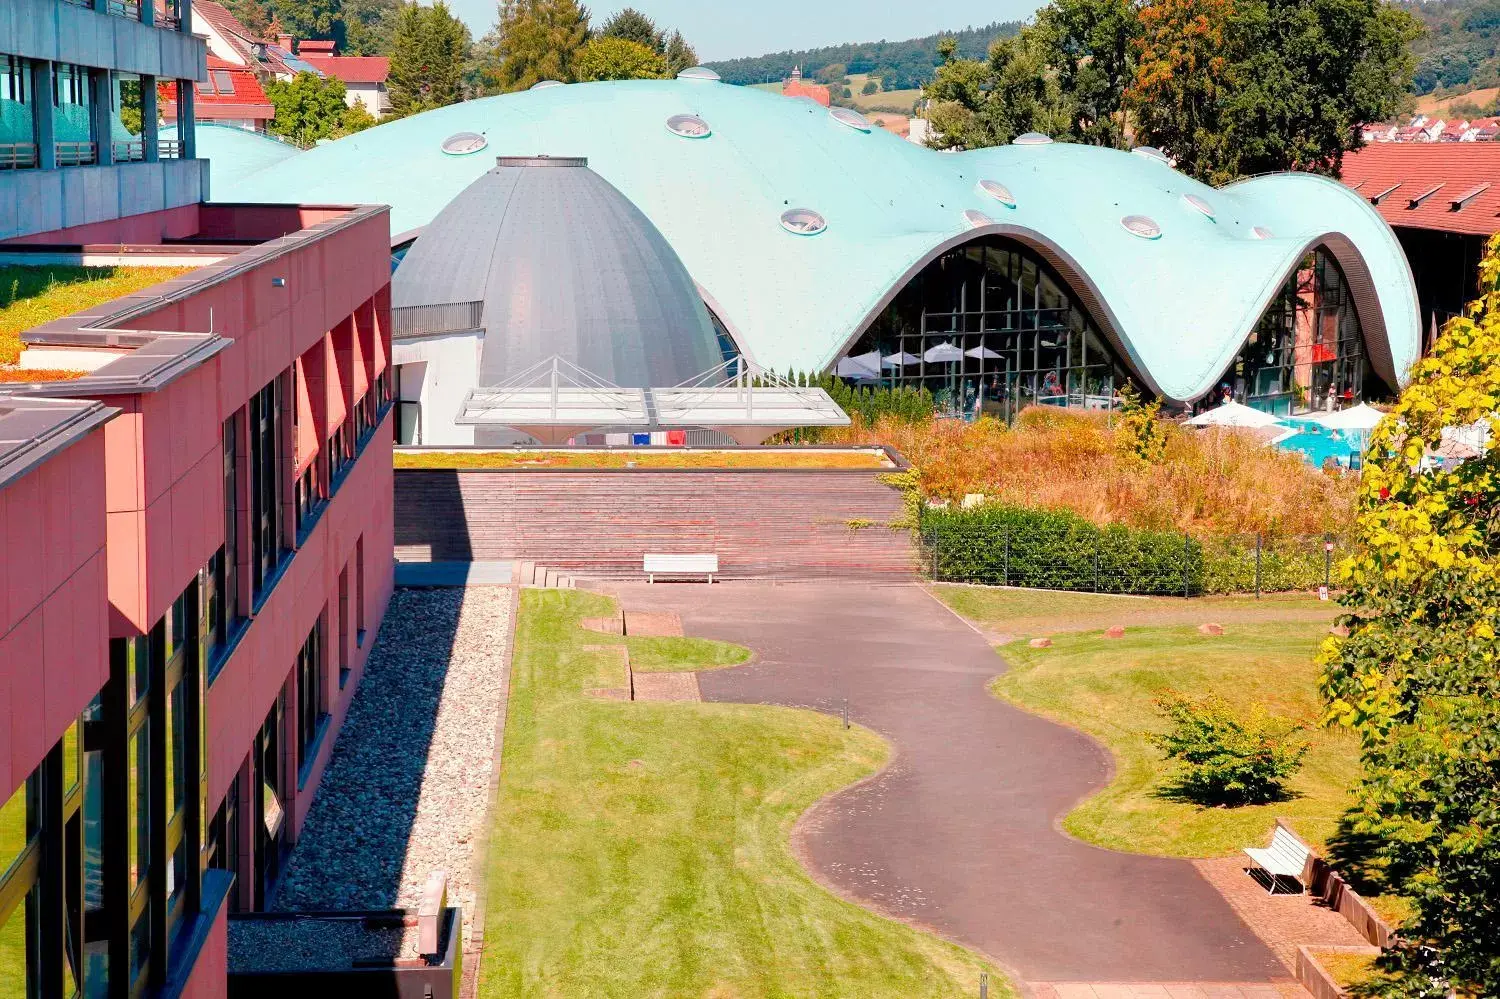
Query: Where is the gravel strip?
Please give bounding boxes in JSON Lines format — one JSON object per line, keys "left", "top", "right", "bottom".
{"left": 228, "top": 916, "right": 425, "bottom": 972}
{"left": 272, "top": 586, "right": 513, "bottom": 946}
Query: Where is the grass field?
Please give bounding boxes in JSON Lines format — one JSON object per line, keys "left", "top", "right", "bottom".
{"left": 744, "top": 76, "right": 922, "bottom": 114}
{"left": 394, "top": 449, "right": 890, "bottom": 470}
{"left": 1, "top": 265, "right": 194, "bottom": 366}
{"left": 478, "top": 589, "right": 1005, "bottom": 998}
{"left": 933, "top": 586, "right": 1359, "bottom": 858}
{"left": 1414, "top": 86, "right": 1499, "bottom": 115}
{"left": 625, "top": 635, "right": 752, "bottom": 672}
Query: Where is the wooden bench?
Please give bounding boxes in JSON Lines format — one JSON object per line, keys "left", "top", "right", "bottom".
{"left": 1244, "top": 826, "right": 1311, "bottom": 895}
{"left": 644, "top": 553, "right": 718, "bottom": 583}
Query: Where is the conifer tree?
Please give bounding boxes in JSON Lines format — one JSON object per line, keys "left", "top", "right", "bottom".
{"left": 493, "top": 0, "right": 590, "bottom": 91}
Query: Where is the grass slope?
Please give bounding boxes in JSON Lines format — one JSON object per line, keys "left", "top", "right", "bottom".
{"left": 1, "top": 265, "right": 194, "bottom": 366}
{"left": 993, "top": 617, "right": 1360, "bottom": 857}
{"left": 479, "top": 589, "right": 1004, "bottom": 998}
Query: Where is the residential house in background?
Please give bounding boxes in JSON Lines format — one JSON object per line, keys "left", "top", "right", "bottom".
{"left": 160, "top": 57, "right": 275, "bottom": 133}
{"left": 295, "top": 40, "right": 391, "bottom": 118}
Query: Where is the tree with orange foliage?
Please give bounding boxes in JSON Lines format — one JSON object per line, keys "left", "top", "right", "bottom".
{"left": 1126, "top": 0, "right": 1238, "bottom": 183}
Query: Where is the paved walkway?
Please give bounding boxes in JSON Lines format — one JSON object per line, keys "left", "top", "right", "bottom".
{"left": 607, "top": 581, "right": 1286, "bottom": 985}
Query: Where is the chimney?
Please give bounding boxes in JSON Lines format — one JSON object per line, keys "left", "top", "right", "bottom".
{"left": 277, "top": 33, "right": 293, "bottom": 52}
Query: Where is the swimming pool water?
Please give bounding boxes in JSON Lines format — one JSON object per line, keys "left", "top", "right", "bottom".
{"left": 1273, "top": 418, "right": 1365, "bottom": 467}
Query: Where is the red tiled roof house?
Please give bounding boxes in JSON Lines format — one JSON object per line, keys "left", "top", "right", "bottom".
{"left": 295, "top": 40, "right": 391, "bottom": 118}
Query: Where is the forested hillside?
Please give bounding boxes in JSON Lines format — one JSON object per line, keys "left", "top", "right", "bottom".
{"left": 704, "top": 21, "right": 1022, "bottom": 89}
{"left": 1407, "top": 0, "right": 1500, "bottom": 94}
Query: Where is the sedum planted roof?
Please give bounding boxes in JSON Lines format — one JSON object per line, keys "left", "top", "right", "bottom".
{"left": 219, "top": 79, "right": 1421, "bottom": 402}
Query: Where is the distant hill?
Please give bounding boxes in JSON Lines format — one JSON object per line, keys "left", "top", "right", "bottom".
{"left": 704, "top": 21, "right": 1023, "bottom": 91}
{"left": 1407, "top": 0, "right": 1500, "bottom": 96}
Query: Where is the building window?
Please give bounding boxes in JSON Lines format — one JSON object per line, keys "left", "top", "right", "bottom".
{"left": 296, "top": 624, "right": 326, "bottom": 771}
{"left": 0, "top": 774, "right": 39, "bottom": 997}
{"left": 0, "top": 55, "right": 37, "bottom": 169}
{"left": 325, "top": 421, "right": 354, "bottom": 488}
{"left": 203, "top": 772, "right": 240, "bottom": 914}
{"left": 849, "top": 236, "right": 1128, "bottom": 422}
{"left": 355, "top": 536, "right": 366, "bottom": 646}
{"left": 249, "top": 377, "right": 285, "bottom": 600}
{"left": 252, "top": 700, "right": 285, "bottom": 910}
{"left": 221, "top": 413, "right": 243, "bottom": 645}
{"left": 53, "top": 64, "right": 96, "bottom": 167}
{"left": 294, "top": 462, "right": 320, "bottom": 536}
{"left": 111, "top": 72, "right": 144, "bottom": 162}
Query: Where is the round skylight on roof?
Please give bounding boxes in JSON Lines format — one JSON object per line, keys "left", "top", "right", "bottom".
{"left": 1012, "top": 132, "right": 1053, "bottom": 145}
{"left": 666, "top": 114, "right": 711, "bottom": 138}
{"left": 678, "top": 66, "right": 720, "bottom": 81}
{"left": 1131, "top": 145, "right": 1170, "bottom": 164}
{"left": 1121, "top": 214, "right": 1162, "bottom": 239}
{"left": 977, "top": 179, "right": 1017, "bottom": 208}
{"left": 780, "top": 208, "right": 827, "bottom": 236}
{"left": 963, "top": 209, "right": 995, "bottom": 229}
{"left": 1250, "top": 225, "right": 1274, "bottom": 240}
{"left": 829, "top": 107, "right": 873, "bottom": 132}
{"left": 530, "top": 80, "right": 564, "bottom": 90}
{"left": 1181, "top": 192, "right": 1215, "bottom": 220}
{"left": 440, "top": 131, "right": 488, "bottom": 156}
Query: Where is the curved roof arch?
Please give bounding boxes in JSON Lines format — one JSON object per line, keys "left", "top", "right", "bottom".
{"left": 218, "top": 79, "right": 1420, "bottom": 402}
{"left": 168, "top": 122, "right": 301, "bottom": 191}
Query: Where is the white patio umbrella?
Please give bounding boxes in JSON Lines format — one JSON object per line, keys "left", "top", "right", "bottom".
{"left": 923, "top": 341, "right": 964, "bottom": 363}
{"left": 965, "top": 345, "right": 1003, "bottom": 360}
{"left": 835, "top": 351, "right": 882, "bottom": 379}
{"left": 1309, "top": 403, "right": 1386, "bottom": 432}
{"left": 882, "top": 351, "right": 921, "bottom": 368}
{"left": 1185, "top": 400, "right": 1282, "bottom": 429}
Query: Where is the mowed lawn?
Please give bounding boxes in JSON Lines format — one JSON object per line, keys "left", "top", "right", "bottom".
{"left": 479, "top": 589, "right": 1004, "bottom": 998}
{"left": 933, "top": 585, "right": 1360, "bottom": 858}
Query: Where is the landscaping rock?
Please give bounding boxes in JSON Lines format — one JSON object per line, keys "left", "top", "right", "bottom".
{"left": 1198, "top": 623, "right": 1225, "bottom": 636}
{"left": 1104, "top": 625, "right": 1126, "bottom": 639}
{"left": 1028, "top": 637, "right": 1053, "bottom": 648}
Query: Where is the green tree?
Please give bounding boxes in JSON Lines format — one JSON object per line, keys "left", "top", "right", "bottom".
{"left": 1126, "top": 0, "right": 1237, "bottom": 182}
{"left": 600, "top": 6, "right": 661, "bottom": 50}
{"left": 386, "top": 0, "right": 470, "bottom": 116}
{"left": 925, "top": 30, "right": 1075, "bottom": 148}
{"left": 1033, "top": 0, "right": 1141, "bottom": 147}
{"left": 491, "top": 0, "right": 590, "bottom": 91}
{"left": 664, "top": 29, "right": 697, "bottom": 76}
{"left": 265, "top": 70, "right": 351, "bottom": 146}
{"left": 1223, "top": 0, "right": 1420, "bottom": 177}
{"left": 225, "top": 0, "right": 272, "bottom": 36}
{"left": 814, "top": 62, "right": 848, "bottom": 84}
{"left": 572, "top": 35, "right": 667, "bottom": 81}
{"left": 338, "top": 100, "right": 378, "bottom": 134}
{"left": 266, "top": 0, "right": 339, "bottom": 38}
{"left": 861, "top": 78, "right": 880, "bottom": 94}
{"left": 341, "top": 0, "right": 402, "bottom": 54}
{"left": 1319, "top": 234, "right": 1500, "bottom": 999}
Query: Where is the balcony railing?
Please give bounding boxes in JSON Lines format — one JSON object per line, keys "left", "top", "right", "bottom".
{"left": 112, "top": 139, "right": 146, "bottom": 162}
{"left": 0, "top": 143, "right": 38, "bottom": 170}
{"left": 55, "top": 141, "right": 97, "bottom": 166}
{"left": 106, "top": 0, "right": 142, "bottom": 20}
{"left": 154, "top": 0, "right": 181, "bottom": 27}
{"left": 60, "top": 0, "right": 93, "bottom": 7}
{"left": 158, "top": 138, "right": 183, "bottom": 159}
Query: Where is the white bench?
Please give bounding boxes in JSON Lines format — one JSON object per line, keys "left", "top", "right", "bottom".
{"left": 1244, "top": 826, "right": 1311, "bottom": 895}
{"left": 644, "top": 553, "right": 718, "bottom": 583}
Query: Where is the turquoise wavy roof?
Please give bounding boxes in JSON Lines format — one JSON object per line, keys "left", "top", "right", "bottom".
{"left": 218, "top": 78, "right": 1421, "bottom": 402}
{"left": 170, "top": 123, "right": 301, "bottom": 192}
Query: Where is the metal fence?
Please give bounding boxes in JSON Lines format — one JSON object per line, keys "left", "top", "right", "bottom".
{"left": 920, "top": 525, "right": 1347, "bottom": 597}
{"left": 392, "top": 301, "right": 484, "bottom": 338}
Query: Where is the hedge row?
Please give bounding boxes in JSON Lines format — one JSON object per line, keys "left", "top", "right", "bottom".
{"left": 919, "top": 505, "right": 1341, "bottom": 596}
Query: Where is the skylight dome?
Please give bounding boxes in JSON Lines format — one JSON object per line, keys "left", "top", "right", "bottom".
{"left": 780, "top": 208, "right": 827, "bottom": 235}
{"left": 963, "top": 209, "right": 995, "bottom": 229}
{"left": 1131, "top": 146, "right": 1170, "bottom": 165}
{"left": 1251, "top": 226, "right": 1274, "bottom": 240}
{"left": 530, "top": 80, "right": 564, "bottom": 90}
{"left": 1182, "top": 193, "right": 1215, "bottom": 220}
{"left": 666, "top": 114, "right": 711, "bottom": 138}
{"left": 1013, "top": 132, "right": 1053, "bottom": 145}
{"left": 977, "top": 179, "right": 1016, "bottom": 208}
{"left": 440, "top": 132, "right": 488, "bottom": 156}
{"left": 1121, "top": 214, "right": 1162, "bottom": 239}
{"left": 829, "top": 107, "right": 873, "bottom": 132}
{"left": 677, "top": 66, "right": 720, "bottom": 81}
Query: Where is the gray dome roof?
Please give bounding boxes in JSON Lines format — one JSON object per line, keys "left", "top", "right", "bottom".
{"left": 392, "top": 155, "right": 724, "bottom": 388}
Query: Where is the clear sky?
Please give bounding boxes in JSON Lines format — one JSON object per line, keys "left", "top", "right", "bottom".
{"left": 448, "top": 0, "right": 1037, "bottom": 62}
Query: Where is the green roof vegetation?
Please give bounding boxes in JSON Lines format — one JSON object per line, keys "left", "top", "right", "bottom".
{"left": 0, "top": 264, "right": 195, "bottom": 367}
{"left": 394, "top": 449, "right": 889, "bottom": 470}
{"left": 479, "top": 589, "right": 1006, "bottom": 997}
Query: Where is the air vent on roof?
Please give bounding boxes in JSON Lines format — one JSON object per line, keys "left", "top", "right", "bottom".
{"left": 1369, "top": 182, "right": 1402, "bottom": 205}
{"left": 1250, "top": 226, "right": 1274, "bottom": 240}
{"left": 1121, "top": 214, "right": 1162, "bottom": 239}
{"left": 530, "top": 80, "right": 564, "bottom": 90}
{"left": 963, "top": 209, "right": 995, "bottom": 229}
{"left": 780, "top": 208, "right": 827, "bottom": 235}
{"left": 1452, "top": 182, "right": 1491, "bottom": 211}
{"left": 1182, "top": 193, "right": 1215, "bottom": 220}
{"left": 977, "top": 179, "right": 1016, "bottom": 208}
{"left": 666, "top": 114, "right": 711, "bottom": 138}
{"left": 440, "top": 131, "right": 488, "bottom": 156}
{"left": 1131, "top": 146, "right": 1170, "bottom": 164}
{"left": 678, "top": 66, "right": 720, "bottom": 81}
{"left": 1408, "top": 183, "right": 1445, "bottom": 209}
{"left": 496, "top": 155, "right": 587, "bottom": 168}
{"left": 829, "top": 107, "right": 873, "bottom": 132}
{"left": 1013, "top": 132, "right": 1053, "bottom": 145}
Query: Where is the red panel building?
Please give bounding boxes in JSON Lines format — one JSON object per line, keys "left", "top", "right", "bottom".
{"left": 0, "top": 198, "right": 394, "bottom": 996}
